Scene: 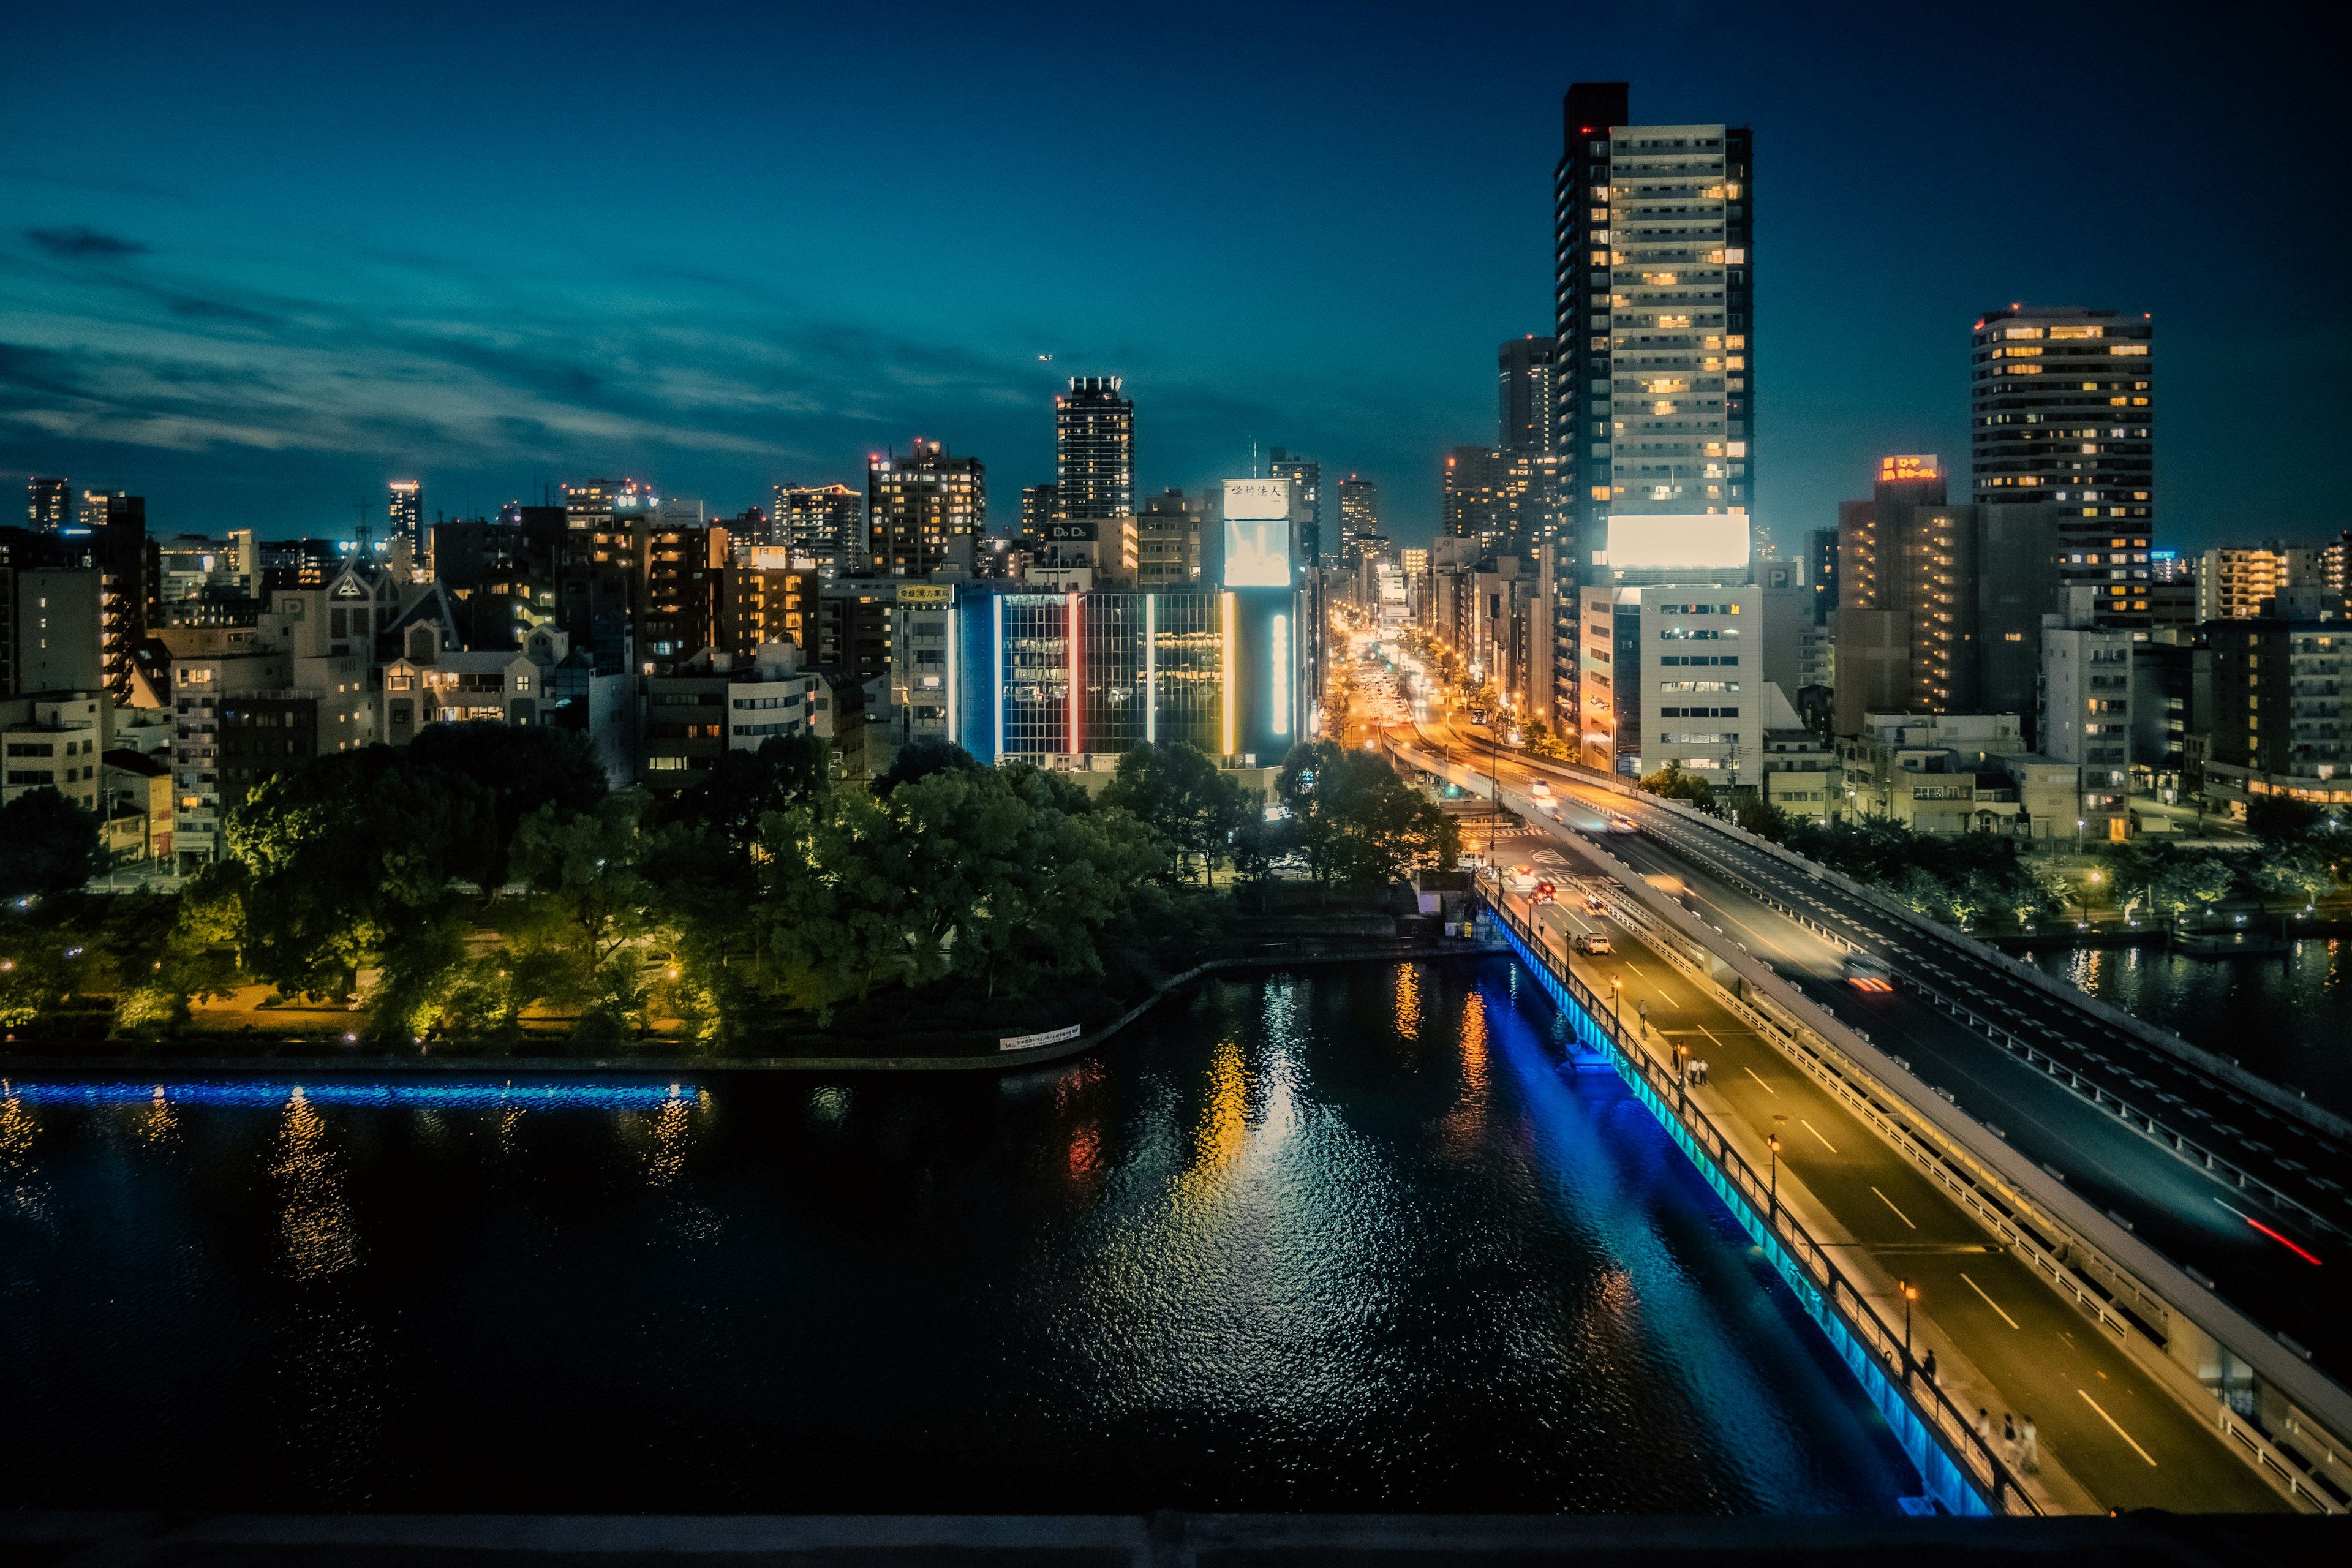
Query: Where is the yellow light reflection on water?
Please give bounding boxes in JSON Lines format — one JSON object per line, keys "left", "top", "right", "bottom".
{"left": 270, "top": 1088, "right": 356, "bottom": 1277}
{"left": 1196, "top": 1039, "right": 1248, "bottom": 1174}
{"left": 1436, "top": 990, "right": 1491, "bottom": 1159}
{"left": 136, "top": 1084, "right": 177, "bottom": 1145}
{"left": 1394, "top": 964, "right": 1424, "bottom": 1043}
{"left": 0, "top": 1088, "right": 33, "bottom": 1164}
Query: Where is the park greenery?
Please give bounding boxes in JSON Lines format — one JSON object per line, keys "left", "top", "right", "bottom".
{"left": 0, "top": 728, "right": 1461, "bottom": 1053}
{"left": 1638, "top": 760, "right": 2345, "bottom": 930}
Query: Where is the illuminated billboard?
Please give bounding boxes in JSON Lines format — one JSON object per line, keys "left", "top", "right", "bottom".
{"left": 1605, "top": 513, "right": 1750, "bottom": 571}
{"left": 1222, "top": 478, "right": 1293, "bottom": 588}
{"left": 1877, "top": 454, "right": 1940, "bottom": 482}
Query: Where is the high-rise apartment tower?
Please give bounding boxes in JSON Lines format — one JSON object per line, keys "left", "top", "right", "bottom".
{"left": 1499, "top": 337, "right": 1558, "bottom": 454}
{"left": 772, "top": 483, "right": 864, "bottom": 573}
{"left": 388, "top": 480, "right": 423, "bottom": 556}
{"left": 1552, "top": 83, "right": 1754, "bottom": 575}
{"left": 869, "top": 440, "right": 986, "bottom": 577}
{"left": 1054, "top": 378, "right": 1133, "bottom": 521}
{"left": 1970, "top": 306, "right": 2154, "bottom": 624}
{"left": 26, "top": 478, "right": 69, "bottom": 532}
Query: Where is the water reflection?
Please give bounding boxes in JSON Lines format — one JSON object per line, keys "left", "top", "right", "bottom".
{"left": 0, "top": 965, "right": 1919, "bottom": 1515}
{"left": 135, "top": 1085, "right": 177, "bottom": 1146}
{"left": 2029, "top": 937, "right": 2352, "bottom": 1116}
{"left": 269, "top": 1089, "right": 356, "bottom": 1278}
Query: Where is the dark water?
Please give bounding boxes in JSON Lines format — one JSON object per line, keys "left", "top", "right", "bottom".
{"left": 2025, "top": 938, "right": 2352, "bottom": 1118}
{"left": 0, "top": 960, "right": 1918, "bottom": 1513}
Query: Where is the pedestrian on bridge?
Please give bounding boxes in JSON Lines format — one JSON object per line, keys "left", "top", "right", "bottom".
{"left": 2002, "top": 1413, "right": 2019, "bottom": 1471}
{"left": 1921, "top": 1349, "right": 1937, "bottom": 1387}
{"left": 2019, "top": 1415, "right": 2040, "bottom": 1475}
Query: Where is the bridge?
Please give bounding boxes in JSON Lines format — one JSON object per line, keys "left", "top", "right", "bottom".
{"left": 1391, "top": 723, "right": 2352, "bottom": 1516}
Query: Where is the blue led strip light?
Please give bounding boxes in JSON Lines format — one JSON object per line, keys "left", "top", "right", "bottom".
{"left": 0, "top": 1079, "right": 699, "bottom": 1110}
{"left": 1479, "top": 891, "right": 2016, "bottom": 1518}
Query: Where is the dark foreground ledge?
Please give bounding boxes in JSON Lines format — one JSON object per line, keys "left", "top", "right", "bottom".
{"left": 1, "top": 1512, "right": 2341, "bottom": 1568}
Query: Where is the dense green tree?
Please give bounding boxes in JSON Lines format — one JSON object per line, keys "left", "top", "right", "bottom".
{"left": 1276, "top": 742, "right": 1457, "bottom": 892}
{"left": 407, "top": 723, "right": 608, "bottom": 886}
{"left": 0, "top": 790, "right": 104, "bottom": 902}
{"left": 2147, "top": 851, "right": 2237, "bottom": 927}
{"left": 2250, "top": 846, "right": 2337, "bottom": 907}
{"left": 223, "top": 750, "right": 491, "bottom": 997}
{"left": 511, "top": 791, "right": 663, "bottom": 995}
{"left": 1640, "top": 763, "right": 1715, "bottom": 807}
{"left": 872, "top": 736, "right": 982, "bottom": 797}
{"left": 1732, "top": 793, "right": 1789, "bottom": 842}
{"left": 1100, "top": 741, "right": 1248, "bottom": 882}
{"left": 2246, "top": 794, "right": 2331, "bottom": 848}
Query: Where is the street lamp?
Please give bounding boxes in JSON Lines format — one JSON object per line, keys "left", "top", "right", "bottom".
{"left": 1767, "top": 1133, "right": 1782, "bottom": 1224}
{"left": 1899, "top": 1280, "right": 1918, "bottom": 1386}
{"left": 1610, "top": 976, "right": 1623, "bottom": 1034}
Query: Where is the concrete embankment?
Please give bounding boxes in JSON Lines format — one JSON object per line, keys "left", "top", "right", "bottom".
{"left": 0, "top": 937, "right": 1506, "bottom": 1077}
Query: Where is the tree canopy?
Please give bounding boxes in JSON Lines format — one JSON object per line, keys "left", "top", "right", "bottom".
{"left": 0, "top": 790, "right": 103, "bottom": 902}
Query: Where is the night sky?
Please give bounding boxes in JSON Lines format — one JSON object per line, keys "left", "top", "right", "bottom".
{"left": 1, "top": 2, "right": 2339, "bottom": 551}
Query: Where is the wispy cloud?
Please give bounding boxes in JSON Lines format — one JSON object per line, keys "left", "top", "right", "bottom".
{"left": 24, "top": 225, "right": 151, "bottom": 260}
{"left": 0, "top": 233, "right": 1050, "bottom": 483}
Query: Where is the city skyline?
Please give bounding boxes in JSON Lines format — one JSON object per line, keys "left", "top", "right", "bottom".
{"left": 0, "top": 4, "right": 2337, "bottom": 551}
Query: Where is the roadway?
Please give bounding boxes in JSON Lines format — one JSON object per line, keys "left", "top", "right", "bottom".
{"left": 1506, "top": 840, "right": 2282, "bottom": 1513}
{"left": 1406, "top": 715, "right": 2352, "bottom": 1400}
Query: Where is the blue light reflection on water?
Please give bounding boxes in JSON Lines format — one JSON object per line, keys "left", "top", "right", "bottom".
{"left": 0, "top": 1078, "right": 695, "bottom": 1109}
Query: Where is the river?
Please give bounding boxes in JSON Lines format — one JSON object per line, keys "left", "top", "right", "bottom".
{"left": 0, "top": 959, "right": 1920, "bottom": 1513}
{"left": 2023, "top": 938, "right": 2352, "bottom": 1118}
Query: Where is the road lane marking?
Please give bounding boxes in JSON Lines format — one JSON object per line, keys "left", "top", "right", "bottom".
{"left": 1743, "top": 1066, "right": 1779, "bottom": 1096}
{"left": 1800, "top": 1118, "right": 1839, "bottom": 1153}
{"left": 1871, "top": 1186, "right": 1918, "bottom": 1229}
{"left": 1959, "top": 1271, "right": 2019, "bottom": 1329}
{"left": 2078, "top": 1389, "right": 2158, "bottom": 1466}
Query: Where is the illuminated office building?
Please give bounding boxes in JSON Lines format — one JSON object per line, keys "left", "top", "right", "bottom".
{"left": 1055, "top": 379, "right": 1133, "bottom": 521}
{"left": 868, "top": 440, "right": 986, "bottom": 577}
{"left": 1553, "top": 82, "right": 1754, "bottom": 575}
{"left": 946, "top": 477, "right": 1305, "bottom": 768}
{"left": 1970, "top": 305, "right": 2155, "bottom": 624}
{"left": 1577, "top": 511, "right": 1755, "bottom": 780}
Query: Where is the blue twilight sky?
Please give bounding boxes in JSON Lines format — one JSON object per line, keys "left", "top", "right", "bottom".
{"left": 0, "top": 1, "right": 2340, "bottom": 551}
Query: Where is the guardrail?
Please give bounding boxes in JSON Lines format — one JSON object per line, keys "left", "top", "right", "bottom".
{"left": 1403, "top": 735, "right": 2351, "bottom": 1514}
{"left": 1619, "top": 802, "right": 2350, "bottom": 1243}
{"left": 1472, "top": 880, "right": 2031, "bottom": 1518}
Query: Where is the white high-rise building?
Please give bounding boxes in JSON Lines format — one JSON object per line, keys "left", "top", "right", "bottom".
{"left": 1554, "top": 85, "right": 1754, "bottom": 570}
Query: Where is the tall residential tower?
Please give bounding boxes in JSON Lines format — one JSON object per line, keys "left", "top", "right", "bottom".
{"left": 1551, "top": 83, "right": 1754, "bottom": 571}
{"left": 1970, "top": 305, "right": 2154, "bottom": 624}
{"left": 1054, "top": 377, "right": 1134, "bottom": 521}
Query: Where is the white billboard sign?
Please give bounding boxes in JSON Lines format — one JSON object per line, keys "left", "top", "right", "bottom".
{"left": 1605, "top": 513, "right": 1751, "bottom": 571}
{"left": 1223, "top": 478, "right": 1294, "bottom": 587}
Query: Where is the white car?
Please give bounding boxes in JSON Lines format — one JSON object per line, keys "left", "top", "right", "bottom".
{"left": 1606, "top": 815, "right": 1639, "bottom": 835}
{"left": 1503, "top": 864, "right": 1538, "bottom": 894}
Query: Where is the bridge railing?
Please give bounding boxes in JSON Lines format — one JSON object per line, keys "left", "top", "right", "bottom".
{"left": 1474, "top": 880, "right": 2038, "bottom": 1517}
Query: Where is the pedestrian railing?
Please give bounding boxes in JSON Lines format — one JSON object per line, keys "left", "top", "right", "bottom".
{"left": 1474, "top": 880, "right": 2038, "bottom": 1517}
